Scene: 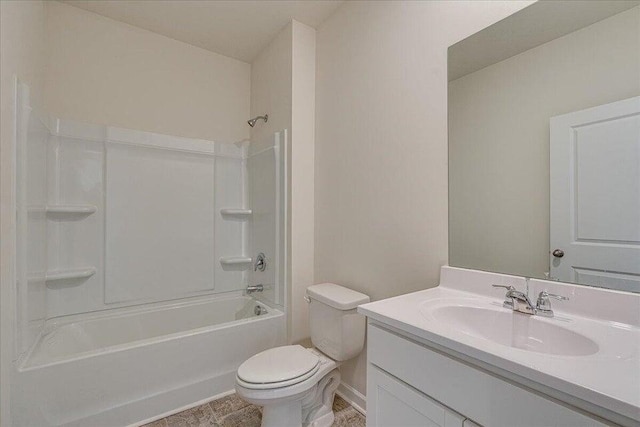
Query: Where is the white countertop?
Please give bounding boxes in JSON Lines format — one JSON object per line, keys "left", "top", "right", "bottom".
{"left": 358, "top": 267, "right": 640, "bottom": 424}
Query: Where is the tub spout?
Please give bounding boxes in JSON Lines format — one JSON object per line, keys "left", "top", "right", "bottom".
{"left": 246, "top": 284, "right": 264, "bottom": 294}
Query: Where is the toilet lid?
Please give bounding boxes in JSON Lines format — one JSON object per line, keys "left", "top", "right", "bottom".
{"left": 237, "top": 345, "right": 320, "bottom": 384}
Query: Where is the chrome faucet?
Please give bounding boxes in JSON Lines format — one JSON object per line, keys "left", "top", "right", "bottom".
{"left": 492, "top": 284, "right": 536, "bottom": 315}
{"left": 492, "top": 285, "right": 569, "bottom": 317}
{"left": 246, "top": 284, "right": 264, "bottom": 294}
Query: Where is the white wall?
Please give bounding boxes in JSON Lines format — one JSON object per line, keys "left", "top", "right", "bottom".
{"left": 44, "top": 1, "right": 250, "bottom": 144}
{"left": 449, "top": 6, "right": 640, "bottom": 279}
{"left": 314, "top": 0, "right": 533, "bottom": 400}
{"left": 250, "top": 21, "right": 316, "bottom": 344}
{"left": 0, "top": 1, "right": 47, "bottom": 423}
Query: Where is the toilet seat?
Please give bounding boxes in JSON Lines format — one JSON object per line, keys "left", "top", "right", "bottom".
{"left": 237, "top": 345, "right": 320, "bottom": 390}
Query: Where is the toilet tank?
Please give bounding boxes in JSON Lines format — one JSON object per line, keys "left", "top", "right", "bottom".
{"left": 306, "top": 283, "right": 370, "bottom": 361}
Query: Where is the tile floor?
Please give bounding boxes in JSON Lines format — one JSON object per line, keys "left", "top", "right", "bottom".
{"left": 142, "top": 393, "right": 365, "bottom": 427}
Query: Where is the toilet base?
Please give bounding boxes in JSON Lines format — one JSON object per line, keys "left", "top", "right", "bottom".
{"left": 239, "top": 367, "right": 341, "bottom": 427}
{"left": 301, "top": 368, "right": 340, "bottom": 427}
{"left": 306, "top": 410, "right": 335, "bottom": 427}
{"left": 261, "top": 400, "right": 303, "bottom": 427}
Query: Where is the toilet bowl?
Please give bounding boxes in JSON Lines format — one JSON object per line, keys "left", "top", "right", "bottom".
{"left": 235, "top": 283, "right": 370, "bottom": 427}
{"left": 236, "top": 346, "right": 340, "bottom": 427}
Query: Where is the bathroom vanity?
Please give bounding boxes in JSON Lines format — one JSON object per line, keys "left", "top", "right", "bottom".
{"left": 358, "top": 267, "right": 640, "bottom": 427}
{"left": 416, "top": 2, "right": 640, "bottom": 424}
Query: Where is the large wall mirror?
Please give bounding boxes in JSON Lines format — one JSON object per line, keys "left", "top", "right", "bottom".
{"left": 448, "top": 1, "right": 640, "bottom": 292}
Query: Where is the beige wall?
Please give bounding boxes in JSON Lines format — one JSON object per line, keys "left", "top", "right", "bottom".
{"left": 250, "top": 22, "right": 295, "bottom": 341}
{"left": 314, "top": 0, "right": 533, "bottom": 400}
{"left": 250, "top": 20, "right": 316, "bottom": 345}
{"left": 290, "top": 21, "right": 316, "bottom": 342}
{"left": 449, "top": 7, "right": 640, "bottom": 280}
{"left": 0, "top": 1, "right": 47, "bottom": 423}
{"left": 290, "top": 21, "right": 316, "bottom": 344}
{"left": 44, "top": 1, "right": 250, "bottom": 143}
{"left": 250, "top": 23, "right": 292, "bottom": 148}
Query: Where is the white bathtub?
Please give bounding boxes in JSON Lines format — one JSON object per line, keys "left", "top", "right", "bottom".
{"left": 13, "top": 295, "right": 285, "bottom": 426}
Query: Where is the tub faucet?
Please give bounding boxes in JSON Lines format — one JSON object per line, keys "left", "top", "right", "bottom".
{"left": 254, "top": 253, "right": 266, "bottom": 272}
{"left": 492, "top": 284, "right": 536, "bottom": 315}
{"left": 246, "top": 284, "right": 264, "bottom": 294}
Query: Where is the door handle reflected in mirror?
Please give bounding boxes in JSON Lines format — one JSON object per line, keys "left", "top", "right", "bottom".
{"left": 552, "top": 249, "right": 564, "bottom": 258}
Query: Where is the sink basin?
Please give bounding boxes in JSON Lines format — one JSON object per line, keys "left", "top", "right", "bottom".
{"left": 422, "top": 304, "right": 599, "bottom": 356}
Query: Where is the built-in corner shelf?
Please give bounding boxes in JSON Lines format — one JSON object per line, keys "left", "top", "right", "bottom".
{"left": 219, "top": 256, "right": 252, "bottom": 266}
{"left": 220, "top": 208, "right": 252, "bottom": 217}
{"left": 45, "top": 267, "right": 96, "bottom": 282}
{"left": 46, "top": 205, "right": 97, "bottom": 215}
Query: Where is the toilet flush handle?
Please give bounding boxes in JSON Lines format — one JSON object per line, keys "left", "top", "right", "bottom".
{"left": 304, "top": 296, "right": 311, "bottom": 303}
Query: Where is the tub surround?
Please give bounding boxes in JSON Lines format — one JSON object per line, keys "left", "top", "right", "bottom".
{"left": 358, "top": 266, "right": 640, "bottom": 427}
{"left": 36, "top": 116, "right": 251, "bottom": 317}
{"left": 13, "top": 79, "right": 288, "bottom": 427}
{"left": 13, "top": 104, "right": 288, "bottom": 427}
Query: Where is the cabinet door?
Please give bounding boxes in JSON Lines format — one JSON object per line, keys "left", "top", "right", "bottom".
{"left": 367, "top": 364, "right": 465, "bottom": 427}
{"left": 368, "top": 324, "right": 610, "bottom": 427}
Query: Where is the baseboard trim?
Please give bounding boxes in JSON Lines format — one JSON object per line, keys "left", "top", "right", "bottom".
{"left": 336, "top": 381, "right": 366, "bottom": 415}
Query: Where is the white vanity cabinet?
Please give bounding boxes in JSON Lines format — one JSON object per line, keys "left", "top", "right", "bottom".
{"left": 366, "top": 323, "right": 610, "bottom": 427}
{"left": 368, "top": 364, "right": 466, "bottom": 427}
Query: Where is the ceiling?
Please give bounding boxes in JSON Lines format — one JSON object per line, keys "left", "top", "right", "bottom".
{"left": 448, "top": 0, "right": 640, "bottom": 81}
{"left": 62, "top": 0, "right": 344, "bottom": 63}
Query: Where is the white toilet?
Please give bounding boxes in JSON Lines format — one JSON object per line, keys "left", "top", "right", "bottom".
{"left": 235, "top": 283, "right": 370, "bottom": 427}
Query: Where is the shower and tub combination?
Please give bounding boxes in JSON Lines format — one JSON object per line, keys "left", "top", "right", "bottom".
{"left": 12, "top": 84, "right": 288, "bottom": 426}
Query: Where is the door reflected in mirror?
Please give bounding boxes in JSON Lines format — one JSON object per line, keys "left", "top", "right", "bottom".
{"left": 448, "top": 1, "right": 640, "bottom": 292}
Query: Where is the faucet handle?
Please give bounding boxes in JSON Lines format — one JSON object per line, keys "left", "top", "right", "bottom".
{"left": 536, "top": 291, "right": 568, "bottom": 317}
{"left": 254, "top": 252, "right": 266, "bottom": 272}
{"left": 538, "top": 290, "right": 569, "bottom": 301}
{"left": 492, "top": 284, "right": 515, "bottom": 291}
{"left": 538, "top": 291, "right": 569, "bottom": 304}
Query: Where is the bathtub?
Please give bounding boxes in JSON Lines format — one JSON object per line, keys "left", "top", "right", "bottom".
{"left": 12, "top": 295, "right": 285, "bottom": 427}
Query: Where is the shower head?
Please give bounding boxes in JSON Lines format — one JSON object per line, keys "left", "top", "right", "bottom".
{"left": 247, "top": 114, "right": 268, "bottom": 127}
